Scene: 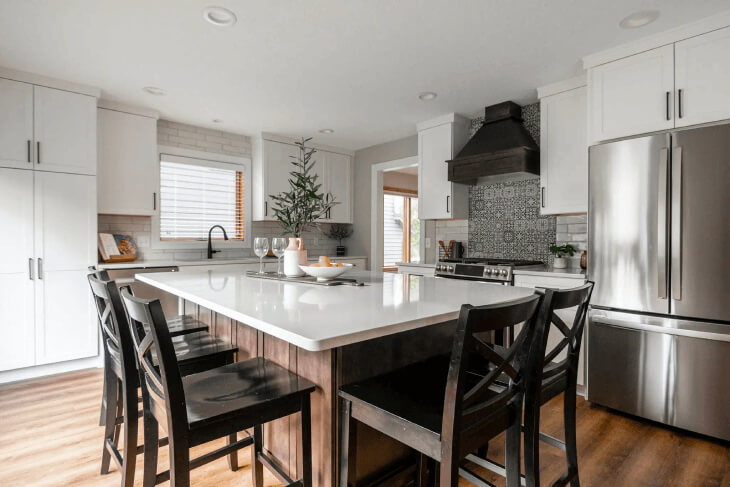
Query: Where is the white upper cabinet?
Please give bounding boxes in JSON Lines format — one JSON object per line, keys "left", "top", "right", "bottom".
{"left": 675, "top": 26, "right": 730, "bottom": 128}
{"left": 252, "top": 135, "right": 353, "bottom": 223}
{"left": 34, "top": 86, "right": 97, "bottom": 175}
{"left": 539, "top": 81, "right": 588, "bottom": 215}
{"left": 588, "top": 45, "right": 675, "bottom": 143}
{"left": 417, "top": 114, "right": 469, "bottom": 220}
{"left": 0, "top": 79, "right": 33, "bottom": 169}
{"left": 321, "top": 151, "right": 352, "bottom": 223}
{"left": 97, "top": 108, "right": 158, "bottom": 215}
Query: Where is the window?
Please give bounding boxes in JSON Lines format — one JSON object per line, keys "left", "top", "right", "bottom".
{"left": 154, "top": 151, "right": 250, "bottom": 247}
{"left": 383, "top": 192, "right": 420, "bottom": 270}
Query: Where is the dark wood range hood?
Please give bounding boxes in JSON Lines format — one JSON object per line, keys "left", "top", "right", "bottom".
{"left": 447, "top": 101, "right": 539, "bottom": 185}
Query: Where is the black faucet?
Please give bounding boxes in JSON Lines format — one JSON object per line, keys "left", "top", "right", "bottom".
{"left": 207, "top": 225, "right": 229, "bottom": 259}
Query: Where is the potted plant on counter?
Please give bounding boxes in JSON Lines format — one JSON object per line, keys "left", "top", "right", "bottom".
{"left": 270, "top": 137, "right": 337, "bottom": 276}
{"left": 549, "top": 244, "right": 575, "bottom": 269}
{"left": 325, "top": 224, "right": 353, "bottom": 257}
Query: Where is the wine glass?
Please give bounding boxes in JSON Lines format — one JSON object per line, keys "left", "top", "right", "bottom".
{"left": 271, "top": 237, "right": 287, "bottom": 276}
{"left": 253, "top": 237, "right": 269, "bottom": 274}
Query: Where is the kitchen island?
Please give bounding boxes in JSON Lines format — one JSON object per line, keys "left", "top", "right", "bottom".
{"left": 136, "top": 269, "right": 533, "bottom": 486}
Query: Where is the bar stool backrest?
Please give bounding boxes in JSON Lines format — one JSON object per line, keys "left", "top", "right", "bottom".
{"left": 530, "top": 282, "right": 594, "bottom": 397}
{"left": 88, "top": 274, "right": 138, "bottom": 385}
{"left": 120, "top": 289, "right": 188, "bottom": 436}
{"left": 441, "top": 293, "right": 543, "bottom": 462}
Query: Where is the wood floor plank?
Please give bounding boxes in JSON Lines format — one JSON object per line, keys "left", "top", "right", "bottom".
{"left": 0, "top": 368, "right": 728, "bottom": 486}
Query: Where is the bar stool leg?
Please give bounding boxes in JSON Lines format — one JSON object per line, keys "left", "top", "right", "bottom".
{"left": 168, "top": 437, "right": 191, "bottom": 487}
{"left": 100, "top": 369, "right": 119, "bottom": 475}
{"left": 251, "top": 424, "right": 264, "bottom": 487}
{"left": 564, "top": 383, "right": 580, "bottom": 487}
{"left": 120, "top": 386, "right": 138, "bottom": 487}
{"left": 338, "top": 398, "right": 357, "bottom": 487}
{"left": 301, "top": 395, "right": 313, "bottom": 487}
{"left": 505, "top": 416, "right": 521, "bottom": 487}
{"left": 142, "top": 390, "right": 159, "bottom": 487}
{"left": 523, "top": 400, "right": 541, "bottom": 487}
{"left": 227, "top": 433, "right": 238, "bottom": 471}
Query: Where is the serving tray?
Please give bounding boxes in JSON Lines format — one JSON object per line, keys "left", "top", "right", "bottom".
{"left": 245, "top": 271, "right": 365, "bottom": 286}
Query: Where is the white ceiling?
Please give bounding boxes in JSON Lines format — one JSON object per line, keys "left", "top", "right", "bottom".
{"left": 1, "top": 1, "right": 728, "bottom": 150}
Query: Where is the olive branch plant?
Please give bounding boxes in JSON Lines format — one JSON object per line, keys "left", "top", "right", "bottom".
{"left": 269, "top": 138, "right": 337, "bottom": 238}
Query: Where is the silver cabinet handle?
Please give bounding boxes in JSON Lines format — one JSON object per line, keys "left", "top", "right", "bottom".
{"left": 27, "top": 140, "right": 31, "bottom": 163}
{"left": 541, "top": 187, "right": 546, "bottom": 208}
{"left": 265, "top": 201, "right": 268, "bottom": 216}
{"left": 153, "top": 192, "right": 157, "bottom": 210}
{"left": 665, "top": 91, "right": 670, "bottom": 121}
{"left": 446, "top": 195, "right": 450, "bottom": 213}
{"left": 671, "top": 147, "right": 682, "bottom": 300}
{"left": 28, "top": 258, "right": 34, "bottom": 280}
{"left": 678, "top": 89, "right": 683, "bottom": 119}
{"left": 37, "top": 258, "right": 43, "bottom": 280}
{"left": 36, "top": 141, "right": 40, "bottom": 164}
{"left": 657, "top": 148, "right": 668, "bottom": 299}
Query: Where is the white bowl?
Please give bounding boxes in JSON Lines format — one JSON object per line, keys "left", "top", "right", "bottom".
{"left": 299, "top": 263, "right": 353, "bottom": 281}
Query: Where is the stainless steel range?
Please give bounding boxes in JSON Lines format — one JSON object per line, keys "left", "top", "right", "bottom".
{"left": 435, "top": 258, "right": 544, "bottom": 284}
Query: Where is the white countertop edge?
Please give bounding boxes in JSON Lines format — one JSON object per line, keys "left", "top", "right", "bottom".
{"left": 396, "top": 262, "right": 436, "bottom": 269}
{"left": 100, "top": 255, "right": 368, "bottom": 270}
{"left": 134, "top": 273, "right": 528, "bottom": 352}
{"left": 513, "top": 267, "right": 586, "bottom": 278}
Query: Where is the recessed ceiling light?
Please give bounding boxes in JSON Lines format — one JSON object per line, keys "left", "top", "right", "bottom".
{"left": 619, "top": 10, "right": 659, "bottom": 29}
{"left": 212, "top": 119, "right": 224, "bottom": 124}
{"left": 418, "top": 91, "right": 438, "bottom": 101}
{"left": 319, "top": 128, "right": 334, "bottom": 134}
{"left": 203, "top": 6, "right": 237, "bottom": 27}
{"left": 143, "top": 86, "right": 166, "bottom": 96}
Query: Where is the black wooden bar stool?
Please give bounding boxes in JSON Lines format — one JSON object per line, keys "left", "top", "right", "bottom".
{"left": 89, "top": 275, "right": 239, "bottom": 487}
{"left": 121, "top": 289, "right": 316, "bottom": 487}
{"left": 90, "top": 266, "right": 210, "bottom": 427}
{"left": 465, "top": 282, "right": 594, "bottom": 487}
{"left": 338, "top": 293, "right": 544, "bottom": 487}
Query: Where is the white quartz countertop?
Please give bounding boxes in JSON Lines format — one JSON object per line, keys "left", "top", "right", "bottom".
{"left": 396, "top": 262, "right": 436, "bottom": 268}
{"left": 512, "top": 266, "right": 586, "bottom": 278}
{"left": 99, "top": 256, "right": 367, "bottom": 270}
{"left": 136, "top": 269, "right": 533, "bottom": 352}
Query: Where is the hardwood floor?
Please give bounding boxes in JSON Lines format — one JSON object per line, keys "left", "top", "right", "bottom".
{"left": 0, "top": 368, "right": 728, "bottom": 486}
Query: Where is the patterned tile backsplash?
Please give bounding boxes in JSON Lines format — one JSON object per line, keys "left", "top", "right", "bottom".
{"left": 431, "top": 102, "right": 588, "bottom": 266}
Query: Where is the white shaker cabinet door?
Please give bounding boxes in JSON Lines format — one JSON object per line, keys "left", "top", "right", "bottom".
{"left": 540, "top": 86, "right": 588, "bottom": 214}
{"left": 675, "top": 26, "right": 730, "bottom": 128}
{"left": 419, "top": 123, "right": 453, "bottom": 220}
{"left": 97, "top": 108, "right": 158, "bottom": 215}
{"left": 323, "top": 151, "right": 352, "bottom": 223}
{"left": 33, "top": 86, "right": 97, "bottom": 175}
{"left": 589, "top": 45, "right": 674, "bottom": 143}
{"left": 263, "top": 140, "right": 300, "bottom": 220}
{"left": 34, "top": 172, "right": 97, "bottom": 365}
{"left": 0, "top": 78, "right": 34, "bottom": 170}
{"left": 0, "top": 168, "right": 35, "bottom": 371}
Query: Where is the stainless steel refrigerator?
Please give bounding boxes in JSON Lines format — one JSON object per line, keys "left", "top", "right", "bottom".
{"left": 587, "top": 124, "right": 730, "bottom": 441}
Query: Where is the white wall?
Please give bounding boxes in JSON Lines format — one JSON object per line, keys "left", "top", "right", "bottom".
{"left": 350, "top": 135, "right": 418, "bottom": 259}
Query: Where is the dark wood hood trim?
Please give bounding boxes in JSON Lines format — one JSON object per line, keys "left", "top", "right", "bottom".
{"left": 447, "top": 147, "right": 539, "bottom": 184}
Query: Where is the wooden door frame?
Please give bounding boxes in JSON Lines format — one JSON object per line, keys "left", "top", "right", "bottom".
{"left": 369, "top": 157, "right": 418, "bottom": 272}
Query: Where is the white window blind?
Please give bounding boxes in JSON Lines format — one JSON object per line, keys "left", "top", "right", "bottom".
{"left": 160, "top": 158, "right": 245, "bottom": 241}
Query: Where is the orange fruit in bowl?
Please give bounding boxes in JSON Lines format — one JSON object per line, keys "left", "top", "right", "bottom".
{"left": 336, "top": 262, "right": 344, "bottom": 267}
{"left": 319, "top": 256, "right": 332, "bottom": 267}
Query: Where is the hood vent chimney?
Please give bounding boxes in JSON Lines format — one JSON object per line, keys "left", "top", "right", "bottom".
{"left": 447, "top": 101, "right": 539, "bottom": 185}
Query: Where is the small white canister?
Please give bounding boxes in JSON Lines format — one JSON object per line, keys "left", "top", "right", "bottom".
{"left": 283, "top": 237, "right": 307, "bottom": 277}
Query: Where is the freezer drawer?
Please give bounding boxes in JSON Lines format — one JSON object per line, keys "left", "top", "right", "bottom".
{"left": 587, "top": 310, "right": 730, "bottom": 441}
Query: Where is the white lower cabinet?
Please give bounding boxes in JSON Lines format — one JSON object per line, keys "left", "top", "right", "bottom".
{"left": 0, "top": 168, "right": 97, "bottom": 372}
{"left": 513, "top": 273, "right": 587, "bottom": 388}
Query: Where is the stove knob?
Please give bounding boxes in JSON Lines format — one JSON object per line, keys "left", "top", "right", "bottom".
{"left": 436, "top": 265, "right": 442, "bottom": 271}
{"left": 485, "top": 268, "right": 492, "bottom": 275}
{"left": 500, "top": 269, "right": 509, "bottom": 277}
{"left": 447, "top": 265, "right": 454, "bottom": 272}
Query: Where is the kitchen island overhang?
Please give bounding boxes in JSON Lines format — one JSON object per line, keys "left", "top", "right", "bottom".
{"left": 135, "top": 269, "right": 534, "bottom": 485}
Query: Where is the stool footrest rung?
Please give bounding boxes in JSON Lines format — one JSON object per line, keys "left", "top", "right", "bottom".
{"left": 465, "top": 453, "right": 527, "bottom": 487}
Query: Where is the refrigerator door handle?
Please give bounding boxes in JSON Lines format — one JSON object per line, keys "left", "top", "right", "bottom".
{"left": 657, "top": 148, "right": 669, "bottom": 299}
{"left": 671, "top": 147, "right": 682, "bottom": 301}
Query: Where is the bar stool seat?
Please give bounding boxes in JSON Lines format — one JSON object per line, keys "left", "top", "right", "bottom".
{"left": 183, "top": 357, "right": 316, "bottom": 442}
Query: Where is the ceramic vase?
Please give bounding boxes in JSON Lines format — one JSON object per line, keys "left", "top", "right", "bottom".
{"left": 283, "top": 237, "right": 307, "bottom": 277}
{"left": 553, "top": 256, "right": 567, "bottom": 269}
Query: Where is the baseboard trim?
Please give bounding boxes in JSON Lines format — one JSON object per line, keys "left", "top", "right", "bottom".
{"left": 0, "top": 355, "right": 102, "bottom": 385}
